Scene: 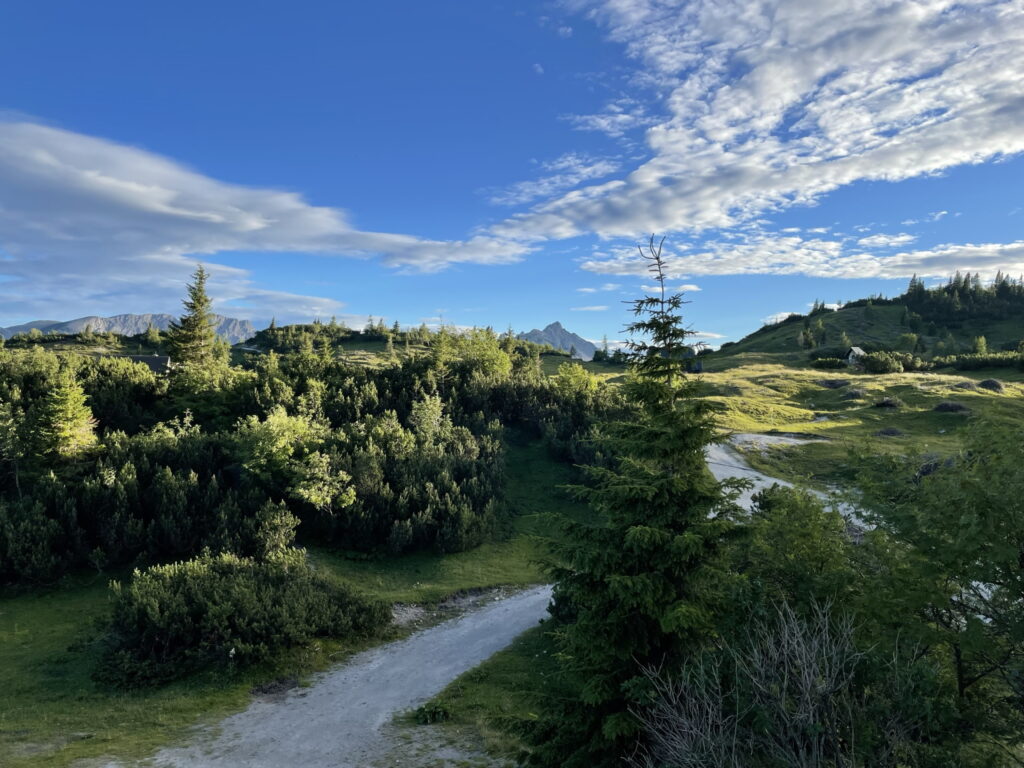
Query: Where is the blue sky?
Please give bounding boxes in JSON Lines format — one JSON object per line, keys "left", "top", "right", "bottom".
{"left": 1, "top": 0, "right": 1022, "bottom": 345}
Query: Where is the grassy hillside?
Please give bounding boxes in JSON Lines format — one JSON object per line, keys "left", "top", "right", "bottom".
{"left": 699, "top": 363, "right": 1024, "bottom": 487}
{"left": 710, "top": 302, "right": 1024, "bottom": 370}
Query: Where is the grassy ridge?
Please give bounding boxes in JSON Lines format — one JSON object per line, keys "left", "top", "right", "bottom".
{"left": 0, "top": 434, "right": 579, "bottom": 767}
{"left": 700, "top": 363, "right": 1024, "bottom": 486}
{"left": 710, "top": 303, "right": 1024, "bottom": 370}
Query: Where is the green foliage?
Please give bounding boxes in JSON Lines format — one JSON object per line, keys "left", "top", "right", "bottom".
{"left": 530, "top": 240, "right": 739, "bottom": 766}
{"left": 810, "top": 357, "right": 847, "bottom": 369}
{"left": 933, "top": 350, "right": 1022, "bottom": 370}
{"left": 856, "top": 421, "right": 1024, "bottom": 757}
{"left": 166, "top": 265, "right": 219, "bottom": 367}
{"left": 96, "top": 549, "right": 389, "bottom": 687}
{"left": 33, "top": 366, "right": 98, "bottom": 459}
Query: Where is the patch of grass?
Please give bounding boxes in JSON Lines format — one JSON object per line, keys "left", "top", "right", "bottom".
{"left": 696, "top": 364, "right": 1024, "bottom": 487}
{"left": 0, "top": 433, "right": 584, "bottom": 766}
{"left": 418, "top": 624, "right": 559, "bottom": 760}
{"left": 538, "top": 353, "right": 627, "bottom": 382}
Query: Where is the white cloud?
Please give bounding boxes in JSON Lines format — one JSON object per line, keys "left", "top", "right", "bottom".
{"left": 557, "top": 25, "right": 574, "bottom": 38}
{"left": 492, "top": 0, "right": 1024, "bottom": 250}
{"left": 562, "top": 97, "right": 657, "bottom": 137}
{"left": 583, "top": 231, "right": 1024, "bottom": 281}
{"left": 576, "top": 282, "right": 621, "bottom": 293}
{"left": 857, "top": 233, "right": 917, "bottom": 248}
{"left": 763, "top": 311, "right": 799, "bottom": 325}
{"left": 533, "top": 62, "right": 545, "bottom": 75}
{"left": 639, "top": 282, "right": 699, "bottom": 292}
{"left": 901, "top": 210, "right": 951, "bottom": 225}
{"left": 488, "top": 152, "right": 620, "bottom": 206}
{"left": 692, "top": 330, "right": 724, "bottom": 339}
{"left": 570, "top": 305, "right": 609, "bottom": 311}
{"left": 0, "top": 120, "right": 531, "bottom": 322}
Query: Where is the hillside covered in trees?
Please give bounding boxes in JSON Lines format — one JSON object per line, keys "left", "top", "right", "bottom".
{"left": 716, "top": 273, "right": 1024, "bottom": 367}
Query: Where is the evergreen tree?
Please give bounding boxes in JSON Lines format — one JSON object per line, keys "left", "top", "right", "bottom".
{"left": 535, "top": 237, "right": 737, "bottom": 766}
{"left": 34, "top": 366, "right": 98, "bottom": 459}
{"left": 145, "top": 322, "right": 162, "bottom": 350}
{"left": 166, "top": 265, "right": 218, "bottom": 366}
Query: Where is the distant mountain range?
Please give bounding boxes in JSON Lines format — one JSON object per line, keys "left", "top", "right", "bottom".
{"left": 0, "top": 314, "right": 256, "bottom": 344}
{"left": 518, "top": 321, "right": 597, "bottom": 361}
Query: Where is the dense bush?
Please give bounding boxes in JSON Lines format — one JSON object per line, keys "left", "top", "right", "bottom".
{"left": 932, "top": 351, "right": 1022, "bottom": 370}
{"left": 861, "top": 351, "right": 904, "bottom": 373}
{"left": 96, "top": 549, "right": 389, "bottom": 687}
{"left": 810, "top": 357, "right": 847, "bottom": 369}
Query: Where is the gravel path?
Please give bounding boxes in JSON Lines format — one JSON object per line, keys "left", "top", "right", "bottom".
{"left": 708, "top": 433, "right": 859, "bottom": 519}
{"left": 134, "top": 585, "right": 552, "bottom": 768}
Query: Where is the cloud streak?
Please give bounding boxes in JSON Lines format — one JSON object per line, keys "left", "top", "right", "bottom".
{"left": 582, "top": 233, "right": 1024, "bottom": 281}
{"left": 0, "top": 120, "right": 530, "bottom": 322}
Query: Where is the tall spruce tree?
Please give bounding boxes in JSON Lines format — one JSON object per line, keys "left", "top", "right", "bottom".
{"left": 144, "top": 322, "right": 162, "bottom": 350}
{"left": 35, "top": 366, "right": 98, "bottom": 459}
{"left": 534, "top": 237, "right": 738, "bottom": 767}
{"left": 166, "top": 265, "right": 217, "bottom": 366}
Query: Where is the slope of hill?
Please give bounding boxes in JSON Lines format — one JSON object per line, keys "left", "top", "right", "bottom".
{"left": 712, "top": 302, "right": 1024, "bottom": 368}
{"left": 0, "top": 314, "right": 256, "bottom": 343}
{"left": 518, "top": 322, "right": 597, "bottom": 360}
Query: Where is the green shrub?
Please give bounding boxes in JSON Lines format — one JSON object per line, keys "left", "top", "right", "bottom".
{"left": 932, "top": 351, "right": 1022, "bottom": 370}
{"left": 413, "top": 700, "right": 452, "bottom": 724}
{"left": 810, "top": 357, "right": 847, "bottom": 370}
{"left": 862, "top": 351, "right": 904, "bottom": 374}
{"left": 96, "top": 549, "right": 389, "bottom": 687}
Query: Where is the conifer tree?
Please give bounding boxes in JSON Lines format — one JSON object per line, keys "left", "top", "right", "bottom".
{"left": 35, "top": 366, "right": 98, "bottom": 459}
{"left": 144, "top": 322, "right": 162, "bottom": 350}
{"left": 166, "top": 265, "right": 217, "bottom": 366}
{"left": 536, "top": 236, "right": 737, "bottom": 767}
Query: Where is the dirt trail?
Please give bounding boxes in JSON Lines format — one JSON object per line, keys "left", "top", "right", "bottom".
{"left": 121, "top": 585, "right": 551, "bottom": 768}
{"left": 708, "top": 433, "right": 858, "bottom": 518}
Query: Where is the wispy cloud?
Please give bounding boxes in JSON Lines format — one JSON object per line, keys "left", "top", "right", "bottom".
{"left": 857, "top": 233, "right": 917, "bottom": 248}
{"left": 763, "top": 311, "right": 799, "bottom": 325}
{"left": 487, "top": 152, "right": 619, "bottom": 206}
{"left": 902, "top": 210, "right": 950, "bottom": 226}
{"left": 562, "top": 97, "right": 656, "bottom": 138}
{"left": 0, "top": 120, "right": 530, "bottom": 322}
{"left": 491, "top": 0, "right": 1024, "bottom": 257}
{"left": 576, "top": 282, "right": 621, "bottom": 293}
{"left": 583, "top": 231, "right": 1024, "bottom": 281}
{"left": 641, "top": 283, "right": 701, "bottom": 292}
{"left": 570, "top": 305, "right": 609, "bottom": 311}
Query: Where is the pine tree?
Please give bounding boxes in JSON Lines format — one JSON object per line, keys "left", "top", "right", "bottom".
{"left": 535, "top": 237, "right": 737, "bottom": 766}
{"left": 166, "top": 265, "right": 217, "bottom": 366}
{"left": 35, "top": 366, "right": 98, "bottom": 459}
{"left": 145, "top": 322, "right": 162, "bottom": 350}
